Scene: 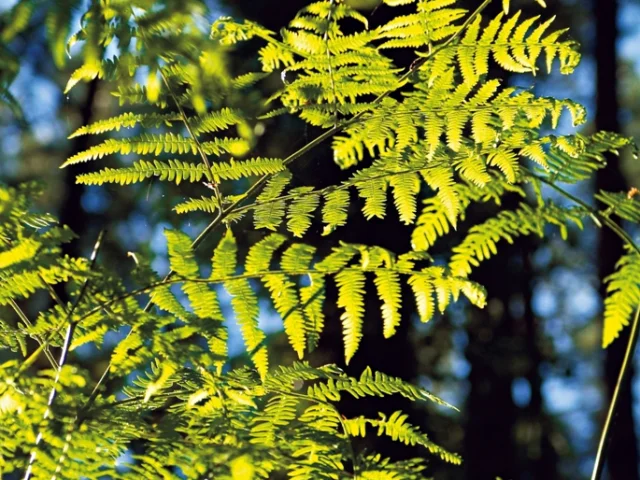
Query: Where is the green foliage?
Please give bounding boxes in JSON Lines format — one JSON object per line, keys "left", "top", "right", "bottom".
{"left": 2, "top": 0, "right": 640, "bottom": 477}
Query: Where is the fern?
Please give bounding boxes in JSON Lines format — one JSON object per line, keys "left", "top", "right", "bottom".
{"left": 4, "top": 0, "right": 640, "bottom": 477}
{"left": 162, "top": 230, "right": 486, "bottom": 364}
{"left": 602, "top": 247, "right": 640, "bottom": 348}
{"left": 449, "top": 202, "right": 586, "bottom": 278}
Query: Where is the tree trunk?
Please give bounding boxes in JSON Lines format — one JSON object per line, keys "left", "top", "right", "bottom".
{"left": 594, "top": 0, "right": 640, "bottom": 478}
{"left": 58, "top": 79, "right": 100, "bottom": 256}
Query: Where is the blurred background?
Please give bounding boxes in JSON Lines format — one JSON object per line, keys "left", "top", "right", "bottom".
{"left": 2, "top": 0, "right": 640, "bottom": 479}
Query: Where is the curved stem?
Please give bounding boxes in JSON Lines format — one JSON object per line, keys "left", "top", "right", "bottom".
{"left": 591, "top": 305, "right": 640, "bottom": 480}
{"left": 525, "top": 170, "right": 640, "bottom": 256}
{"left": 525, "top": 170, "right": 640, "bottom": 480}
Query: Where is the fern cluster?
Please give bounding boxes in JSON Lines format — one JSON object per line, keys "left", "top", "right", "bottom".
{"left": 2, "top": 0, "right": 640, "bottom": 477}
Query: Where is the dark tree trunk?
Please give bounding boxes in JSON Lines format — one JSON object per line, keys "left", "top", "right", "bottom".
{"left": 594, "top": 0, "right": 640, "bottom": 478}
{"left": 521, "top": 241, "right": 559, "bottom": 479}
{"left": 462, "top": 227, "right": 519, "bottom": 480}
{"left": 59, "top": 79, "right": 100, "bottom": 255}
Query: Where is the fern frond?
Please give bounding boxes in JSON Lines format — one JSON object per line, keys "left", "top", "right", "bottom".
{"left": 437, "top": 12, "right": 580, "bottom": 78}
{"left": 263, "top": 274, "right": 307, "bottom": 358}
{"left": 449, "top": 202, "right": 585, "bottom": 277}
{"left": 214, "top": 230, "right": 268, "bottom": 378}
{"left": 321, "top": 189, "right": 350, "bottom": 235}
{"left": 68, "top": 112, "right": 181, "bottom": 138}
{"left": 412, "top": 175, "right": 523, "bottom": 251}
{"left": 286, "top": 188, "right": 320, "bottom": 237}
{"left": 596, "top": 190, "right": 640, "bottom": 223}
{"left": 345, "top": 411, "right": 462, "bottom": 464}
{"left": 165, "top": 230, "right": 224, "bottom": 320}
{"left": 603, "top": 248, "right": 640, "bottom": 347}
{"left": 377, "top": 2, "right": 467, "bottom": 50}
{"left": 63, "top": 133, "right": 250, "bottom": 167}
{"left": 536, "top": 132, "right": 632, "bottom": 183}
{"left": 254, "top": 171, "right": 293, "bottom": 231}
{"left": 374, "top": 270, "right": 402, "bottom": 338}
{"left": 389, "top": 173, "right": 421, "bottom": 225}
{"left": 335, "top": 268, "right": 366, "bottom": 364}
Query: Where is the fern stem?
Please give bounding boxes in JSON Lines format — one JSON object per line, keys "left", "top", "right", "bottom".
{"left": 23, "top": 230, "right": 105, "bottom": 480}
{"left": 158, "top": 68, "right": 224, "bottom": 213}
{"left": 591, "top": 304, "right": 640, "bottom": 480}
{"left": 528, "top": 171, "right": 640, "bottom": 256}
{"left": 525, "top": 170, "right": 640, "bottom": 478}
{"left": 390, "top": 0, "right": 494, "bottom": 88}
{"left": 8, "top": 299, "right": 58, "bottom": 369}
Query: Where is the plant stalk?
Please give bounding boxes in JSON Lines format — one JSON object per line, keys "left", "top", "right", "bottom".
{"left": 591, "top": 304, "right": 640, "bottom": 480}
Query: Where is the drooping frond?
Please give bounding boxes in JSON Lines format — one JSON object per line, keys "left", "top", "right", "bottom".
{"left": 336, "top": 268, "right": 367, "bottom": 364}
{"left": 212, "top": 229, "right": 268, "bottom": 378}
{"left": 602, "top": 247, "right": 640, "bottom": 348}
{"left": 160, "top": 229, "right": 485, "bottom": 364}
{"left": 411, "top": 175, "right": 524, "bottom": 251}
{"left": 344, "top": 411, "right": 462, "bottom": 464}
{"left": 449, "top": 202, "right": 586, "bottom": 278}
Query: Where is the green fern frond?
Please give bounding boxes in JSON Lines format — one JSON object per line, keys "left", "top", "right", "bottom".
{"left": 336, "top": 268, "right": 366, "bottom": 364}
{"left": 603, "top": 248, "right": 640, "bottom": 347}
{"left": 437, "top": 12, "right": 580, "bottom": 78}
{"left": 214, "top": 230, "right": 268, "bottom": 378}
{"left": 254, "top": 171, "right": 293, "bottom": 231}
{"left": 596, "top": 190, "right": 640, "bottom": 223}
{"left": 165, "top": 229, "right": 224, "bottom": 321}
{"left": 287, "top": 188, "right": 320, "bottom": 237}
{"left": 68, "top": 112, "right": 181, "bottom": 138}
{"left": 345, "top": 411, "right": 462, "bottom": 464}
{"left": 412, "top": 175, "right": 524, "bottom": 251}
{"left": 449, "top": 202, "right": 585, "bottom": 278}
{"left": 322, "top": 189, "right": 350, "bottom": 235}
{"left": 263, "top": 274, "right": 307, "bottom": 358}
{"left": 377, "top": 2, "right": 467, "bottom": 50}
{"left": 374, "top": 270, "right": 402, "bottom": 338}
{"left": 389, "top": 172, "right": 421, "bottom": 225}
{"left": 536, "top": 132, "right": 632, "bottom": 183}
{"left": 62, "top": 133, "right": 249, "bottom": 167}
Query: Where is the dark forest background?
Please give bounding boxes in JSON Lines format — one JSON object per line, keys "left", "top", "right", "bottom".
{"left": 2, "top": 0, "right": 640, "bottom": 478}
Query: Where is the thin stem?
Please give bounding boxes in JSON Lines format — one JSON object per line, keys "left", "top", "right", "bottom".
{"left": 159, "top": 69, "right": 224, "bottom": 212}
{"left": 528, "top": 170, "right": 640, "bottom": 256}
{"left": 591, "top": 305, "right": 640, "bottom": 480}
{"left": 23, "top": 230, "right": 105, "bottom": 480}
{"left": 524, "top": 170, "right": 640, "bottom": 479}
{"left": 9, "top": 299, "right": 58, "bottom": 369}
